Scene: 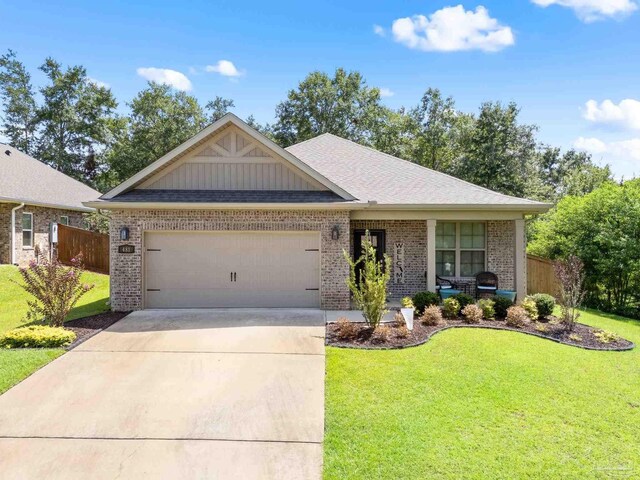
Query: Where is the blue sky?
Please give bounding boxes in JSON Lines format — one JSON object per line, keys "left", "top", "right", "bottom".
{"left": 2, "top": 0, "right": 640, "bottom": 177}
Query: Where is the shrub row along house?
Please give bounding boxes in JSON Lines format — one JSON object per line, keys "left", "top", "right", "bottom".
{"left": 0, "top": 144, "right": 101, "bottom": 266}
{"left": 84, "top": 114, "right": 551, "bottom": 311}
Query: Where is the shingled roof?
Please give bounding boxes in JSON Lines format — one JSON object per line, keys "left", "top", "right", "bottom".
{"left": 0, "top": 144, "right": 100, "bottom": 211}
{"left": 286, "top": 133, "right": 548, "bottom": 209}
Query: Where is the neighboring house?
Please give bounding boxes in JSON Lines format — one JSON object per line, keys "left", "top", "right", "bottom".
{"left": 85, "top": 114, "right": 551, "bottom": 311}
{"left": 0, "top": 144, "right": 101, "bottom": 266}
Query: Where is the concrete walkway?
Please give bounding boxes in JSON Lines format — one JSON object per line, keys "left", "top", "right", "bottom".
{"left": 0, "top": 309, "right": 326, "bottom": 479}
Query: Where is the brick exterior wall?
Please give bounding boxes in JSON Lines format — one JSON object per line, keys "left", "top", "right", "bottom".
{"left": 487, "top": 220, "right": 516, "bottom": 290}
{"left": 350, "top": 220, "right": 428, "bottom": 298}
{"left": 0, "top": 203, "right": 84, "bottom": 265}
{"left": 109, "top": 209, "right": 351, "bottom": 311}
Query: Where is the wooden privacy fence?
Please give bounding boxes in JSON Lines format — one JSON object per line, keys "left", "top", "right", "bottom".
{"left": 527, "top": 255, "right": 559, "bottom": 297}
{"left": 57, "top": 224, "right": 109, "bottom": 274}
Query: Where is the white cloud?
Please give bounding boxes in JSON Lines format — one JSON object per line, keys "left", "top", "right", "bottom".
{"left": 87, "top": 77, "right": 109, "bottom": 89}
{"left": 373, "top": 24, "right": 386, "bottom": 37}
{"left": 379, "top": 88, "right": 394, "bottom": 98}
{"left": 136, "top": 67, "right": 192, "bottom": 91}
{"left": 390, "top": 5, "right": 515, "bottom": 53}
{"left": 205, "top": 60, "right": 243, "bottom": 77}
{"left": 584, "top": 99, "right": 640, "bottom": 130}
{"left": 531, "top": 0, "right": 637, "bottom": 22}
{"left": 574, "top": 136, "right": 640, "bottom": 177}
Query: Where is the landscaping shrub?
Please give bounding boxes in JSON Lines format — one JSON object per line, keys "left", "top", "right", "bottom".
{"left": 594, "top": 329, "right": 620, "bottom": 344}
{"left": 492, "top": 295, "right": 514, "bottom": 319}
{"left": 452, "top": 293, "right": 474, "bottom": 310}
{"left": 393, "top": 312, "right": 406, "bottom": 327}
{"left": 401, "top": 297, "right": 414, "bottom": 309}
{"left": 521, "top": 297, "right": 539, "bottom": 321}
{"left": 531, "top": 293, "right": 556, "bottom": 318}
{"left": 420, "top": 305, "right": 443, "bottom": 326}
{"left": 371, "top": 325, "right": 391, "bottom": 343}
{"left": 555, "top": 255, "right": 586, "bottom": 332}
{"left": 344, "top": 232, "right": 391, "bottom": 328}
{"left": 412, "top": 291, "right": 440, "bottom": 315}
{"left": 505, "top": 306, "right": 528, "bottom": 328}
{"left": 569, "top": 333, "right": 583, "bottom": 342}
{"left": 478, "top": 299, "right": 495, "bottom": 319}
{"left": 461, "top": 304, "right": 483, "bottom": 324}
{"left": 0, "top": 326, "right": 76, "bottom": 348}
{"left": 534, "top": 322, "right": 548, "bottom": 333}
{"left": 15, "top": 254, "right": 94, "bottom": 327}
{"left": 443, "top": 298, "right": 460, "bottom": 319}
{"left": 335, "top": 317, "right": 359, "bottom": 340}
{"left": 396, "top": 324, "right": 410, "bottom": 338}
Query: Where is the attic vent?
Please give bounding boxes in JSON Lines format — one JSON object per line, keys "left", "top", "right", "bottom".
{"left": 4, "top": 150, "right": 10, "bottom": 156}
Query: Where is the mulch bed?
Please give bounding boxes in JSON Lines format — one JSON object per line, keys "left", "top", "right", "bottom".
{"left": 65, "top": 311, "right": 129, "bottom": 349}
{"left": 326, "top": 314, "right": 635, "bottom": 351}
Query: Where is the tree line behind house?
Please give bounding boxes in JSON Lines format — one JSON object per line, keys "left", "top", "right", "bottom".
{"left": 1, "top": 50, "right": 638, "bottom": 317}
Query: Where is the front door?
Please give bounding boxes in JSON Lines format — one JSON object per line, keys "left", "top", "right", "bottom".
{"left": 353, "top": 229, "right": 386, "bottom": 283}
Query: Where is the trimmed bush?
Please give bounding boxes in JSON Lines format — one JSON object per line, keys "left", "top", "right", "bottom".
{"left": 478, "top": 299, "right": 495, "bottom": 319}
{"left": 335, "top": 317, "right": 359, "bottom": 340}
{"left": 0, "top": 326, "right": 76, "bottom": 348}
{"left": 492, "top": 295, "right": 514, "bottom": 319}
{"left": 521, "top": 297, "right": 539, "bottom": 321}
{"left": 443, "top": 298, "right": 461, "bottom": 319}
{"left": 594, "top": 329, "right": 620, "bottom": 344}
{"left": 452, "top": 293, "right": 474, "bottom": 310}
{"left": 461, "top": 304, "right": 483, "bottom": 324}
{"left": 413, "top": 291, "right": 440, "bottom": 315}
{"left": 531, "top": 293, "right": 556, "bottom": 318}
{"left": 420, "top": 305, "right": 443, "bottom": 326}
{"left": 371, "top": 325, "right": 391, "bottom": 343}
{"left": 505, "top": 306, "right": 528, "bottom": 328}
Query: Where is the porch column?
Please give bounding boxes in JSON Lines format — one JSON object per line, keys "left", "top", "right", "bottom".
{"left": 514, "top": 219, "right": 527, "bottom": 303}
{"left": 426, "top": 219, "right": 437, "bottom": 292}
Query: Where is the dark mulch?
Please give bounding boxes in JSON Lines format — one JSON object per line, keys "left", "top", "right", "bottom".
{"left": 326, "top": 314, "right": 634, "bottom": 351}
{"left": 65, "top": 311, "right": 129, "bottom": 349}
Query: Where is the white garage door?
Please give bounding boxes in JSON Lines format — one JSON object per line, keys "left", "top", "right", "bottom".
{"left": 144, "top": 231, "right": 320, "bottom": 308}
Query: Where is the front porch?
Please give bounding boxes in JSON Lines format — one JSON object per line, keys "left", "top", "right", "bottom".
{"left": 345, "top": 212, "right": 527, "bottom": 306}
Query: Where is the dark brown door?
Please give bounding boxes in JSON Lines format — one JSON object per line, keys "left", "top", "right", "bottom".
{"left": 353, "top": 229, "right": 386, "bottom": 283}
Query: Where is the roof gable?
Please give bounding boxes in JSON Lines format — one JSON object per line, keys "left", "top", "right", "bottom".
{"left": 138, "top": 124, "right": 327, "bottom": 191}
{"left": 102, "top": 114, "right": 354, "bottom": 200}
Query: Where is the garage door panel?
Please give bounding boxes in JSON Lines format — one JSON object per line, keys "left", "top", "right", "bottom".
{"left": 144, "top": 232, "right": 320, "bottom": 308}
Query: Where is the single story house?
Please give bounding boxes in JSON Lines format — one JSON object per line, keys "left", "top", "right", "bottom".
{"left": 85, "top": 114, "right": 551, "bottom": 311}
{"left": 0, "top": 144, "right": 101, "bottom": 266}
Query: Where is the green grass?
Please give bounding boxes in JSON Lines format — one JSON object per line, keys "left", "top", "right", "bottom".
{"left": 325, "top": 309, "right": 640, "bottom": 479}
{"left": 0, "top": 265, "right": 110, "bottom": 333}
{"left": 0, "top": 265, "right": 110, "bottom": 394}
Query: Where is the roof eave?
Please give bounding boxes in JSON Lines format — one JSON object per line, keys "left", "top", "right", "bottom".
{"left": 1, "top": 197, "right": 94, "bottom": 213}
{"left": 367, "top": 203, "right": 553, "bottom": 213}
{"left": 83, "top": 201, "right": 365, "bottom": 210}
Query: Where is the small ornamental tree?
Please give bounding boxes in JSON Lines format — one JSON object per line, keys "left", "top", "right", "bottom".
{"left": 15, "top": 254, "right": 94, "bottom": 327}
{"left": 344, "top": 231, "right": 391, "bottom": 328}
{"left": 554, "top": 255, "right": 586, "bottom": 332}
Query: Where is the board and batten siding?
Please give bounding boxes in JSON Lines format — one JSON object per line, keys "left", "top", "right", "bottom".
{"left": 140, "top": 125, "right": 326, "bottom": 191}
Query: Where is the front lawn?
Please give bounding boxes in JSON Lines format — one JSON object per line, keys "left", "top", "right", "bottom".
{"left": 325, "top": 309, "right": 640, "bottom": 479}
{"left": 0, "top": 265, "right": 110, "bottom": 394}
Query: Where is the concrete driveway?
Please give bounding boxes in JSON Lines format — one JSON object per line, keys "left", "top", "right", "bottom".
{"left": 0, "top": 309, "right": 326, "bottom": 479}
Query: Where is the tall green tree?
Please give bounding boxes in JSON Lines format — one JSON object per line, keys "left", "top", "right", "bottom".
{"left": 409, "top": 88, "right": 466, "bottom": 172}
{"left": 104, "top": 82, "right": 235, "bottom": 186}
{"left": 529, "top": 179, "right": 640, "bottom": 311}
{"left": 272, "top": 68, "right": 388, "bottom": 147}
{"left": 36, "top": 58, "right": 118, "bottom": 184}
{"left": 0, "top": 50, "right": 38, "bottom": 155}
{"left": 455, "top": 101, "right": 538, "bottom": 198}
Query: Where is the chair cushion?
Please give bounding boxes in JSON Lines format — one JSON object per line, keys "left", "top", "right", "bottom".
{"left": 477, "top": 285, "right": 497, "bottom": 290}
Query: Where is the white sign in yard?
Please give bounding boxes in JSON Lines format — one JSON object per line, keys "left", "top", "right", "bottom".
{"left": 394, "top": 242, "right": 405, "bottom": 284}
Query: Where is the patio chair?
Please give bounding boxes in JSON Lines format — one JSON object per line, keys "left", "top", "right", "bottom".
{"left": 475, "top": 271, "right": 498, "bottom": 298}
{"left": 436, "top": 275, "right": 455, "bottom": 292}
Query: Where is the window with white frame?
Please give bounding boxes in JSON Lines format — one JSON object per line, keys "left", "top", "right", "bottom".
{"left": 60, "top": 216, "right": 69, "bottom": 226}
{"left": 436, "top": 222, "right": 486, "bottom": 277}
{"left": 22, "top": 213, "right": 33, "bottom": 248}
